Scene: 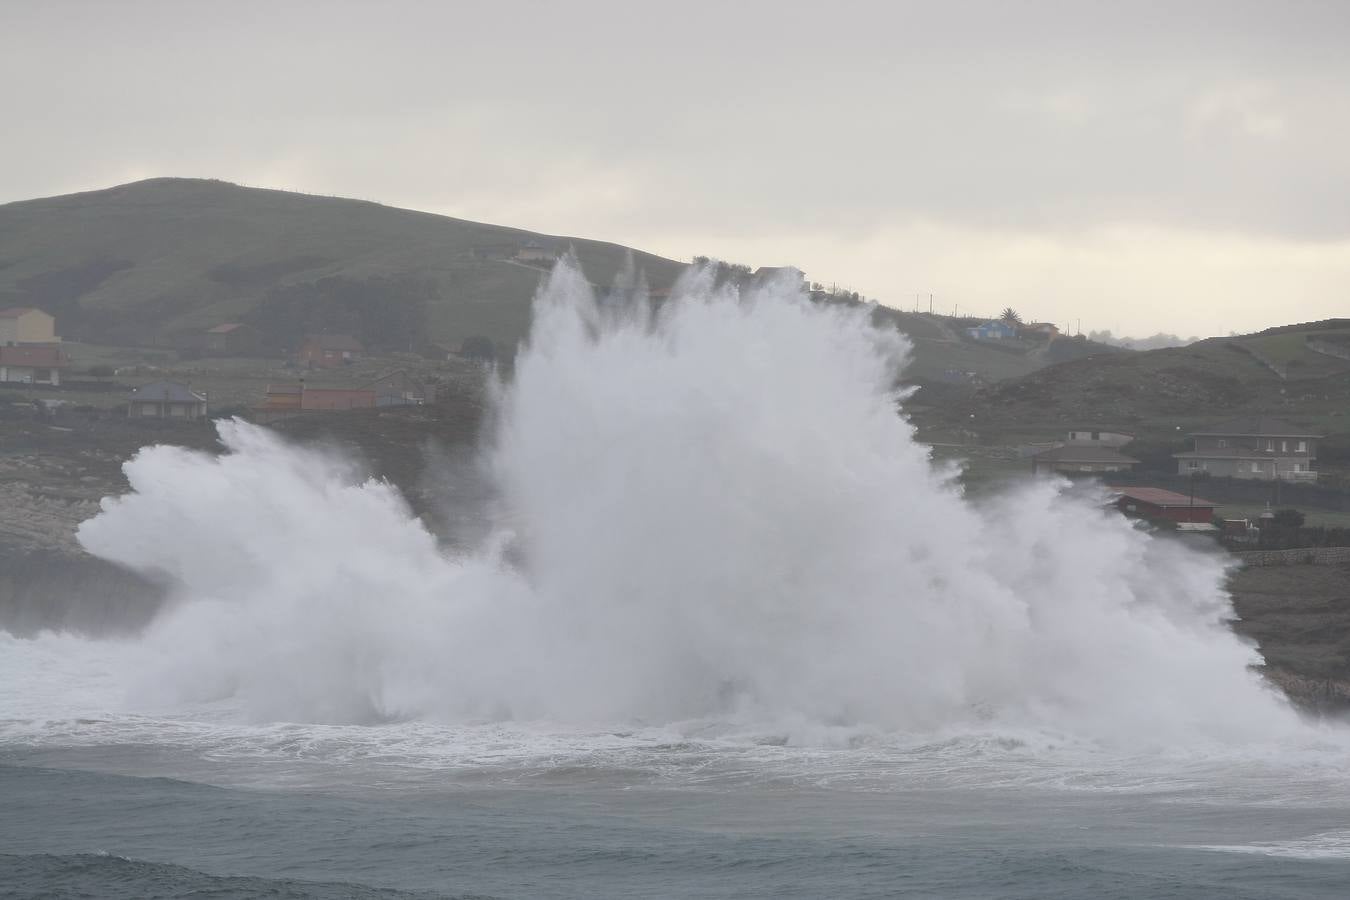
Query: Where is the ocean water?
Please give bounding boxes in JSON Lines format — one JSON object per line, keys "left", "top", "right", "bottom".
{"left": 6, "top": 727, "right": 1350, "bottom": 899}
{"left": 5, "top": 260, "right": 1350, "bottom": 897}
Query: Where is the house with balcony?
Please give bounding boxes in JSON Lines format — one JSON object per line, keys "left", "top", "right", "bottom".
{"left": 1173, "top": 416, "right": 1321, "bottom": 481}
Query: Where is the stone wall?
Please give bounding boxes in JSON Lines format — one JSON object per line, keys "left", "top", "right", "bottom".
{"left": 1234, "top": 546, "right": 1350, "bottom": 567}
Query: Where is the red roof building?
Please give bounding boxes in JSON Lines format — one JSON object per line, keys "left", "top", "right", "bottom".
{"left": 0, "top": 344, "right": 68, "bottom": 386}
{"left": 1110, "top": 487, "right": 1217, "bottom": 524}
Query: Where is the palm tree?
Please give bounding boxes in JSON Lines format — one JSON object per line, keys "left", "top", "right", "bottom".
{"left": 1000, "top": 307, "right": 1022, "bottom": 325}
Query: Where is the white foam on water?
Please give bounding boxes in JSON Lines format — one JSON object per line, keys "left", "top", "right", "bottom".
{"left": 1197, "top": 829, "right": 1350, "bottom": 859}
{"left": 2, "top": 258, "right": 1343, "bottom": 789}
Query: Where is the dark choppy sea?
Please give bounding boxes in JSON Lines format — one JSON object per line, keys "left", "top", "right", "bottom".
{"left": 5, "top": 736, "right": 1350, "bottom": 900}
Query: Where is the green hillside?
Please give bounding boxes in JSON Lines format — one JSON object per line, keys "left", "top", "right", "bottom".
{"left": 0, "top": 178, "right": 686, "bottom": 350}
{"left": 0, "top": 178, "right": 1122, "bottom": 384}
{"left": 914, "top": 321, "right": 1350, "bottom": 450}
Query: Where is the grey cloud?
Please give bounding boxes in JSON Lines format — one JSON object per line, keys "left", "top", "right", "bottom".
{"left": 1, "top": 0, "right": 1348, "bottom": 334}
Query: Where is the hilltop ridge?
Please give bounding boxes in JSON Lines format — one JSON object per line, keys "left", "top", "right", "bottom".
{"left": 0, "top": 177, "right": 687, "bottom": 350}
{"left": 1, "top": 178, "right": 1120, "bottom": 382}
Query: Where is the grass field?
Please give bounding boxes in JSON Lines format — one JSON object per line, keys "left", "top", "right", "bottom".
{"left": 4, "top": 341, "right": 482, "bottom": 413}
{"left": 1239, "top": 328, "right": 1350, "bottom": 379}
{"left": 1215, "top": 505, "right": 1350, "bottom": 528}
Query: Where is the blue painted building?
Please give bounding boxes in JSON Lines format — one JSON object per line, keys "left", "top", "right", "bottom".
{"left": 966, "top": 320, "right": 1018, "bottom": 341}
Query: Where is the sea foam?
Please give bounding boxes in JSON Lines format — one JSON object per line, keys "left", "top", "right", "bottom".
{"left": 60, "top": 258, "right": 1300, "bottom": 745}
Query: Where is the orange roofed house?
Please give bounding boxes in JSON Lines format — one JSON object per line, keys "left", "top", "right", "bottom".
{"left": 298, "top": 334, "right": 363, "bottom": 368}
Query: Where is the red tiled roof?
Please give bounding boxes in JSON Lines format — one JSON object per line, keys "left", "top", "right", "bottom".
{"left": 1110, "top": 487, "right": 1216, "bottom": 508}
{"left": 0, "top": 345, "right": 66, "bottom": 367}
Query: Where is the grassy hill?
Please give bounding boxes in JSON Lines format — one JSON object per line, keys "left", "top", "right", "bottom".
{"left": 0, "top": 178, "right": 1122, "bottom": 383}
{"left": 876, "top": 311, "right": 1123, "bottom": 384}
{"left": 912, "top": 320, "right": 1350, "bottom": 484}
{"left": 0, "top": 178, "right": 687, "bottom": 351}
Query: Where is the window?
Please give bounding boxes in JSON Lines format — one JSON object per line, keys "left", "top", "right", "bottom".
{"left": 1294, "top": 463, "right": 1303, "bottom": 472}
{"left": 141, "top": 403, "right": 157, "bottom": 416}
{"left": 1298, "top": 440, "right": 1307, "bottom": 453}
{"left": 1266, "top": 440, "right": 1275, "bottom": 451}
{"left": 1218, "top": 439, "right": 1227, "bottom": 448}
{"left": 1281, "top": 440, "right": 1288, "bottom": 452}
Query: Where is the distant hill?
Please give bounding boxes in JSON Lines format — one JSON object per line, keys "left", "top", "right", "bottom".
{"left": 870, "top": 310, "right": 1124, "bottom": 385}
{"left": 915, "top": 320, "right": 1350, "bottom": 446}
{"left": 0, "top": 178, "right": 1143, "bottom": 382}
{"left": 0, "top": 178, "right": 687, "bottom": 351}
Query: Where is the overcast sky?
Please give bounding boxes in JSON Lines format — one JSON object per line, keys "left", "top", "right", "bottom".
{"left": 4, "top": 0, "right": 1348, "bottom": 336}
